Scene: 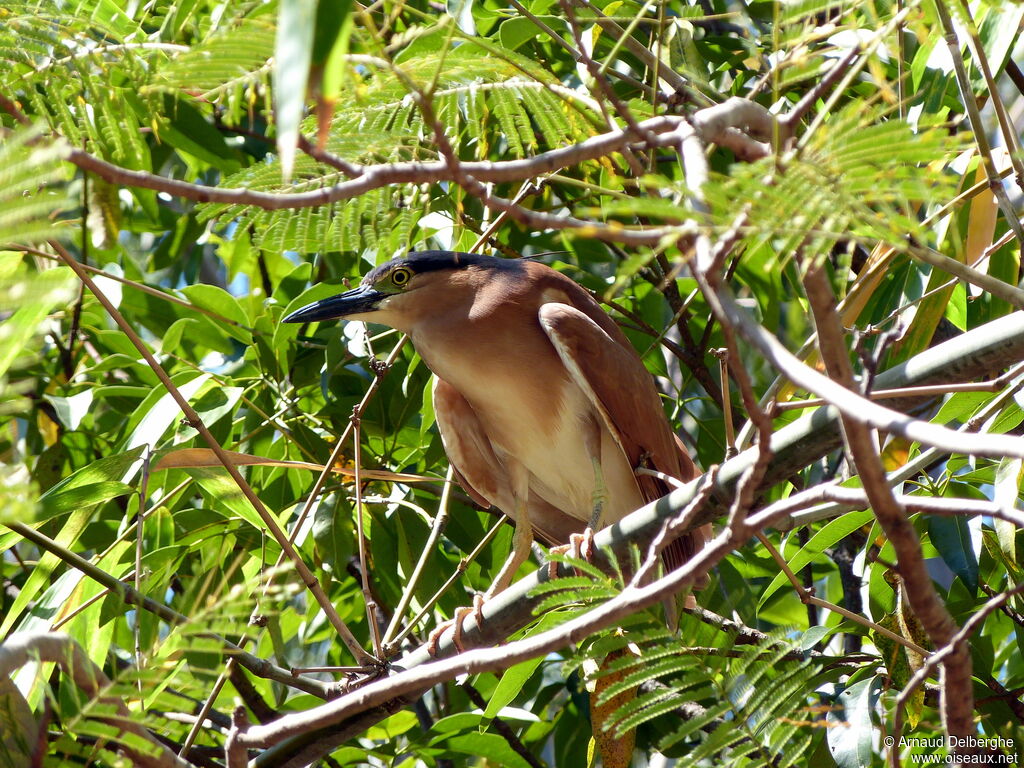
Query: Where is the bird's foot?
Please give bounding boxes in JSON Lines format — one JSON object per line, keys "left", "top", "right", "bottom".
{"left": 547, "top": 527, "right": 596, "bottom": 578}
{"left": 426, "top": 594, "right": 485, "bottom": 656}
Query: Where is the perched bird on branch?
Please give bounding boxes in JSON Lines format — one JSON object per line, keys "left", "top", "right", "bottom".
{"left": 285, "top": 250, "right": 707, "bottom": 766}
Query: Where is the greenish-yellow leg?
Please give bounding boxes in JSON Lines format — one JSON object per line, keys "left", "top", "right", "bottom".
{"left": 488, "top": 459, "right": 534, "bottom": 596}
{"left": 487, "top": 510, "right": 533, "bottom": 597}
{"left": 428, "top": 462, "right": 533, "bottom": 655}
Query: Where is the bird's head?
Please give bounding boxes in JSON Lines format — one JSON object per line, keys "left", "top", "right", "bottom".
{"left": 282, "top": 250, "right": 502, "bottom": 332}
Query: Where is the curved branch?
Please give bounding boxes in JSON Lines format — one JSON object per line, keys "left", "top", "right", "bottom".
{"left": 0, "top": 632, "right": 194, "bottom": 768}
{"left": 4, "top": 521, "right": 337, "bottom": 701}
{"left": 803, "top": 264, "right": 972, "bottom": 741}
{"left": 714, "top": 290, "right": 1024, "bottom": 460}
{"left": 254, "top": 310, "right": 1024, "bottom": 764}
{"left": 61, "top": 116, "right": 688, "bottom": 210}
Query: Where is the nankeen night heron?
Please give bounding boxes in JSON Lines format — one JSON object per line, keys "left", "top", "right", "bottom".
{"left": 284, "top": 251, "right": 705, "bottom": 612}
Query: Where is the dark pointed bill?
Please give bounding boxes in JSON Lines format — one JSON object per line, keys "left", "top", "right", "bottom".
{"left": 282, "top": 284, "right": 385, "bottom": 324}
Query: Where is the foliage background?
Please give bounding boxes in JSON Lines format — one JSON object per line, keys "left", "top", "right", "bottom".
{"left": 1, "top": 0, "right": 1023, "bottom": 766}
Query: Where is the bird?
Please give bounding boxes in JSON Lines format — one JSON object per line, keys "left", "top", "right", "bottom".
{"left": 284, "top": 250, "right": 707, "bottom": 768}
{"left": 283, "top": 249, "right": 705, "bottom": 612}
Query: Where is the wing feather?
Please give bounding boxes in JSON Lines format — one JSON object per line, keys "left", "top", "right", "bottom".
{"left": 538, "top": 303, "right": 694, "bottom": 500}
{"left": 539, "top": 302, "right": 706, "bottom": 584}
{"left": 432, "top": 377, "right": 585, "bottom": 547}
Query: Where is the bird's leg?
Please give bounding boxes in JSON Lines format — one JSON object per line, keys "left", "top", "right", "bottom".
{"left": 578, "top": 452, "right": 608, "bottom": 559}
{"left": 486, "top": 459, "right": 534, "bottom": 596}
{"left": 487, "top": 511, "right": 534, "bottom": 596}
{"left": 428, "top": 462, "right": 533, "bottom": 655}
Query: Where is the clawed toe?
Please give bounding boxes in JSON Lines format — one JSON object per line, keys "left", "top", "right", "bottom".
{"left": 548, "top": 527, "right": 596, "bottom": 577}
{"left": 427, "top": 594, "right": 486, "bottom": 655}
{"left": 573, "top": 528, "right": 595, "bottom": 561}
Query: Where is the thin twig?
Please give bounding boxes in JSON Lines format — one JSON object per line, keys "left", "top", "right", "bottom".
{"left": 932, "top": 0, "right": 1024, "bottom": 246}
{"left": 46, "top": 240, "right": 374, "bottom": 666}
{"left": 772, "top": 376, "right": 1020, "bottom": 412}
{"left": 568, "top": 0, "right": 712, "bottom": 106}
{"left": 389, "top": 517, "right": 508, "bottom": 649}
{"left": 382, "top": 465, "right": 456, "bottom": 652}
{"left": 351, "top": 406, "right": 384, "bottom": 659}
{"left": 182, "top": 658, "right": 237, "bottom": 759}
{"left": 756, "top": 532, "right": 929, "bottom": 657}
{"left": 802, "top": 263, "right": 973, "bottom": 745}
{"left": 713, "top": 349, "right": 736, "bottom": 457}
{"left": 779, "top": 45, "right": 861, "bottom": 136}
{"left": 284, "top": 337, "right": 409, "bottom": 553}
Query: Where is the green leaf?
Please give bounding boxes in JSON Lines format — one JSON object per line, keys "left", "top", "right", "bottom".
{"left": 986, "top": 401, "right": 1024, "bottom": 435}
{"left": 440, "top": 733, "right": 534, "bottom": 768}
{"left": 174, "top": 386, "right": 244, "bottom": 442}
{"left": 934, "top": 391, "right": 993, "bottom": 425}
{"left": 1, "top": 511, "right": 91, "bottom": 637}
{"left": 311, "top": 496, "right": 355, "bottom": 576}
{"left": 430, "top": 712, "right": 485, "bottom": 736}
{"left": 156, "top": 95, "right": 240, "bottom": 173}
{"left": 826, "top": 676, "right": 880, "bottom": 768}
{"left": 759, "top": 509, "right": 874, "bottom": 608}
{"left": 797, "top": 625, "right": 835, "bottom": 650}
{"left": 179, "top": 283, "right": 252, "bottom": 341}
{"left": 313, "top": 0, "right": 354, "bottom": 100}
{"left": 123, "top": 373, "right": 212, "bottom": 451}
{"left": 499, "top": 16, "right": 566, "bottom": 51}
{"left": 993, "top": 458, "right": 1022, "bottom": 565}
{"left": 191, "top": 470, "right": 281, "bottom": 540}
{"left": 927, "top": 515, "right": 979, "bottom": 595}
{"left": 0, "top": 674, "right": 37, "bottom": 765}
{"left": 484, "top": 656, "right": 545, "bottom": 720}
{"left": 44, "top": 389, "right": 95, "bottom": 431}
{"left": 39, "top": 481, "right": 133, "bottom": 521}
{"left": 0, "top": 269, "right": 76, "bottom": 379}
{"left": 274, "top": 0, "right": 317, "bottom": 180}
{"left": 364, "top": 710, "right": 419, "bottom": 740}
{"left": 39, "top": 447, "right": 147, "bottom": 501}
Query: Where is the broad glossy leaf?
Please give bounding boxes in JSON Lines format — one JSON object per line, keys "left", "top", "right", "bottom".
{"left": 439, "top": 732, "right": 534, "bottom": 768}
{"left": 927, "top": 515, "right": 979, "bottom": 595}
{"left": 759, "top": 509, "right": 874, "bottom": 608}
{"left": 39, "top": 447, "right": 147, "bottom": 504}
{"left": 826, "top": 676, "right": 880, "bottom": 768}
{"left": 123, "top": 374, "right": 212, "bottom": 452}
{"left": 484, "top": 656, "right": 545, "bottom": 720}
{"left": 993, "top": 458, "right": 1022, "bottom": 565}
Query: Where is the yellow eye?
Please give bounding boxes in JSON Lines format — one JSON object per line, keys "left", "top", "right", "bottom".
{"left": 390, "top": 267, "right": 412, "bottom": 287}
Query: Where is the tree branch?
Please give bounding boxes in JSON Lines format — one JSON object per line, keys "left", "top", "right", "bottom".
{"left": 47, "top": 240, "right": 374, "bottom": 666}
{"left": 0, "top": 633, "right": 195, "bottom": 768}
{"left": 802, "top": 263, "right": 972, "bottom": 747}
{"left": 254, "top": 308, "right": 1024, "bottom": 763}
